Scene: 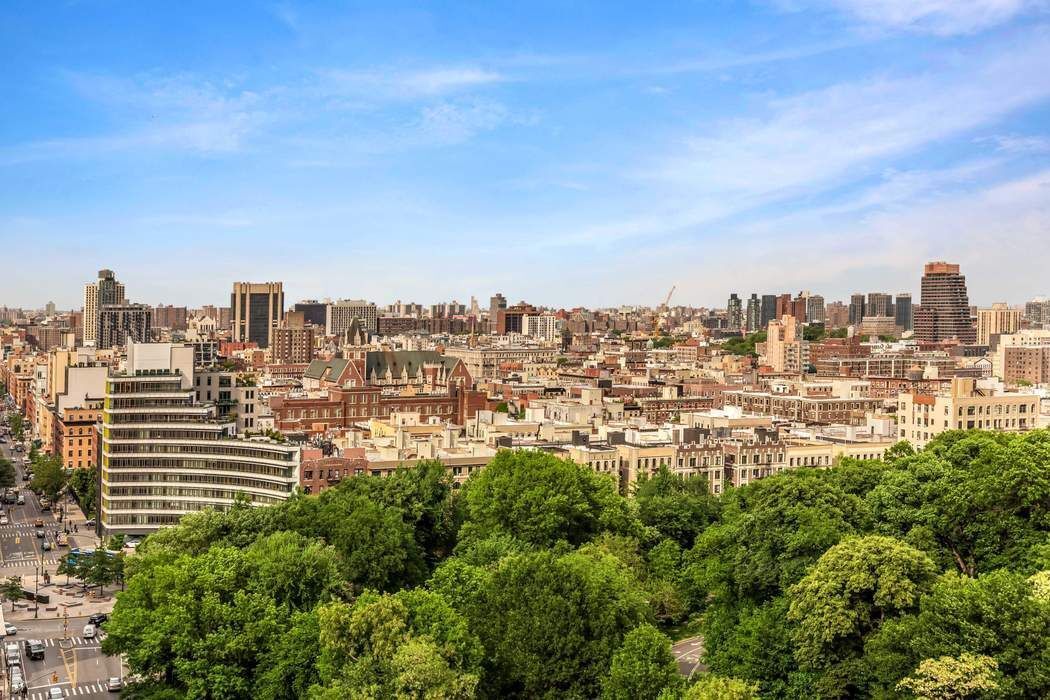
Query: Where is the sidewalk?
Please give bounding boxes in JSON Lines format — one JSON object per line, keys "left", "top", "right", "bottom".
{"left": 6, "top": 573, "right": 116, "bottom": 622}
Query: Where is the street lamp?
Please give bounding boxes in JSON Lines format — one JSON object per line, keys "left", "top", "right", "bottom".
{"left": 33, "top": 565, "right": 38, "bottom": 619}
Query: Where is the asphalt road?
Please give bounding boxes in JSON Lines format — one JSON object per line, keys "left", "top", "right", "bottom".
{"left": 671, "top": 636, "right": 706, "bottom": 679}
{"left": 0, "top": 434, "right": 123, "bottom": 698}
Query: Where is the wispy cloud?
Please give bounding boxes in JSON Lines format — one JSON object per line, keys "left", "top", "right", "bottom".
{"left": 796, "top": 0, "right": 1045, "bottom": 36}
{"left": 978, "top": 133, "right": 1050, "bottom": 154}
{"left": 645, "top": 27, "right": 1050, "bottom": 205}
{"left": 318, "top": 66, "right": 504, "bottom": 101}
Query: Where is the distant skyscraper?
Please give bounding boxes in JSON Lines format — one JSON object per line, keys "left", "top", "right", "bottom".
{"left": 976, "top": 303, "right": 1020, "bottom": 346}
{"left": 326, "top": 300, "right": 378, "bottom": 336}
{"left": 894, "top": 293, "right": 913, "bottom": 331}
{"left": 231, "top": 281, "right": 284, "bottom": 348}
{"left": 806, "top": 295, "right": 826, "bottom": 324}
{"left": 867, "top": 292, "right": 893, "bottom": 318}
{"left": 826, "top": 301, "right": 849, "bottom": 328}
{"left": 848, "top": 294, "right": 866, "bottom": 326}
{"left": 97, "top": 303, "right": 152, "bottom": 349}
{"left": 293, "top": 300, "right": 328, "bottom": 327}
{"left": 489, "top": 293, "right": 507, "bottom": 333}
{"left": 83, "top": 269, "right": 126, "bottom": 346}
{"left": 775, "top": 293, "right": 792, "bottom": 319}
{"left": 745, "top": 294, "right": 761, "bottom": 332}
{"left": 914, "top": 262, "right": 975, "bottom": 343}
{"left": 727, "top": 294, "right": 743, "bottom": 330}
{"left": 760, "top": 294, "right": 777, "bottom": 327}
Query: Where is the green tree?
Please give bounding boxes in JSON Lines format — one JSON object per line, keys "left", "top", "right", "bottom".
{"left": 104, "top": 532, "right": 343, "bottom": 698}
{"left": 29, "top": 454, "right": 67, "bottom": 502}
{"left": 896, "top": 653, "right": 1001, "bottom": 700}
{"left": 460, "top": 450, "right": 639, "bottom": 548}
{"left": 602, "top": 624, "right": 684, "bottom": 700}
{"left": 434, "top": 547, "right": 650, "bottom": 698}
{"left": 868, "top": 431, "right": 1050, "bottom": 575}
{"left": 787, "top": 536, "right": 937, "bottom": 696}
{"left": 69, "top": 466, "right": 99, "bottom": 518}
{"left": 57, "top": 555, "right": 78, "bottom": 585}
{"left": 312, "top": 589, "right": 483, "bottom": 699}
{"left": 684, "top": 675, "right": 760, "bottom": 700}
{"left": 7, "top": 413, "right": 24, "bottom": 441}
{"left": 865, "top": 569, "right": 1050, "bottom": 698}
{"left": 253, "top": 610, "right": 322, "bottom": 700}
{"left": 78, "top": 548, "right": 117, "bottom": 595}
{"left": 635, "top": 467, "right": 721, "bottom": 550}
{"left": 0, "top": 457, "right": 15, "bottom": 488}
{"left": 0, "top": 576, "right": 23, "bottom": 611}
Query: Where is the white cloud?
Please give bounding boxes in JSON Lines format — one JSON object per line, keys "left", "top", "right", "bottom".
{"left": 416, "top": 99, "right": 509, "bottom": 144}
{"left": 319, "top": 66, "right": 503, "bottom": 101}
{"left": 979, "top": 134, "right": 1050, "bottom": 154}
{"left": 820, "top": 0, "right": 1042, "bottom": 36}
{"left": 643, "top": 28, "right": 1050, "bottom": 210}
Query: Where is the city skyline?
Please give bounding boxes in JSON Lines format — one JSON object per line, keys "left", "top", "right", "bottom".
{"left": 2, "top": 2, "right": 1050, "bottom": 307}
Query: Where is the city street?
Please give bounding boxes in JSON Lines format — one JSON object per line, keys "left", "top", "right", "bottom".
{"left": 0, "top": 437, "right": 122, "bottom": 698}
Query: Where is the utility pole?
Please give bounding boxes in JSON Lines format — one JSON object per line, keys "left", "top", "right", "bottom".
{"left": 33, "top": 566, "right": 38, "bottom": 619}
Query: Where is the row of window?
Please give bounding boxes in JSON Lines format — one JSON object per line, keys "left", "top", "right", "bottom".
{"left": 106, "top": 458, "right": 293, "bottom": 478}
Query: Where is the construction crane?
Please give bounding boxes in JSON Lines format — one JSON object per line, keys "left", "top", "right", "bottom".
{"left": 653, "top": 285, "right": 676, "bottom": 333}
{"left": 662, "top": 285, "right": 676, "bottom": 310}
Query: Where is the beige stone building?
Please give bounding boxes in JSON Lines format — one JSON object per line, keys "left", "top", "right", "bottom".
{"left": 897, "top": 377, "right": 1039, "bottom": 448}
{"left": 976, "top": 303, "right": 1020, "bottom": 346}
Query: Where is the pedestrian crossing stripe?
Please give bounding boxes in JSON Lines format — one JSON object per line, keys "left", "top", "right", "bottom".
{"left": 40, "top": 637, "right": 101, "bottom": 646}
{"left": 28, "top": 682, "right": 116, "bottom": 698}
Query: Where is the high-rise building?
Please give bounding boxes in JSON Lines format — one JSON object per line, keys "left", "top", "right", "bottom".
{"left": 293, "top": 300, "right": 328, "bottom": 327}
{"left": 745, "top": 294, "right": 761, "bottom": 332}
{"left": 791, "top": 294, "right": 809, "bottom": 323}
{"left": 97, "top": 304, "right": 152, "bottom": 349}
{"left": 231, "top": 282, "right": 284, "bottom": 348}
{"left": 914, "top": 262, "right": 976, "bottom": 344}
{"left": 496, "top": 303, "right": 538, "bottom": 335}
{"left": 976, "top": 303, "right": 1020, "bottom": 346}
{"left": 99, "top": 342, "right": 300, "bottom": 536}
{"left": 1024, "top": 298, "right": 1050, "bottom": 326}
{"left": 489, "top": 293, "right": 507, "bottom": 333}
{"left": 775, "top": 293, "right": 792, "bottom": 319}
{"left": 272, "top": 312, "right": 316, "bottom": 364}
{"left": 806, "top": 295, "right": 826, "bottom": 325}
{"left": 152, "top": 305, "right": 188, "bottom": 330}
{"left": 894, "top": 294, "right": 913, "bottom": 331}
{"left": 83, "top": 269, "right": 126, "bottom": 346}
{"left": 826, "top": 301, "right": 849, "bottom": 328}
{"left": 867, "top": 293, "right": 893, "bottom": 319}
{"left": 326, "top": 300, "right": 378, "bottom": 336}
{"left": 522, "top": 314, "right": 563, "bottom": 341}
{"left": 727, "top": 294, "right": 743, "bottom": 330}
{"left": 760, "top": 294, "right": 777, "bottom": 327}
{"left": 848, "top": 294, "right": 866, "bottom": 326}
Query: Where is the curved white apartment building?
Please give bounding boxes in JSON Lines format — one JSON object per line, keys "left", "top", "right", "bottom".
{"left": 100, "top": 342, "right": 299, "bottom": 536}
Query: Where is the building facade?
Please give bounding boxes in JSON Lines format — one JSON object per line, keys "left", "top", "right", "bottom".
{"left": 231, "top": 281, "right": 284, "bottom": 348}
{"left": 99, "top": 342, "right": 300, "bottom": 536}
{"left": 914, "top": 261, "right": 975, "bottom": 344}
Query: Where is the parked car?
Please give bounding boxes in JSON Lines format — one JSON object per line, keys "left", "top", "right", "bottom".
{"left": 0, "top": 516, "right": 8, "bottom": 525}
{"left": 4, "top": 641, "right": 20, "bottom": 667}
{"left": 107, "top": 677, "right": 123, "bottom": 692}
{"left": 9, "top": 668, "right": 25, "bottom": 693}
{"left": 3, "top": 623, "right": 17, "bottom": 636}
{"left": 83, "top": 624, "right": 96, "bottom": 639}
{"left": 88, "top": 613, "right": 108, "bottom": 626}
{"left": 84, "top": 519, "right": 96, "bottom": 527}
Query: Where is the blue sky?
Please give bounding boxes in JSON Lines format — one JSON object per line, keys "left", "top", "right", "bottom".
{"left": 1, "top": 0, "right": 1049, "bottom": 310}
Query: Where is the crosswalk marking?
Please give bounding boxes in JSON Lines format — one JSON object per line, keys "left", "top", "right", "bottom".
{"left": 28, "top": 681, "right": 110, "bottom": 699}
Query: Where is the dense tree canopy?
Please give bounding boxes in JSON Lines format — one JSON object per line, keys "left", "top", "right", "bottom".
{"left": 102, "top": 433, "right": 1050, "bottom": 699}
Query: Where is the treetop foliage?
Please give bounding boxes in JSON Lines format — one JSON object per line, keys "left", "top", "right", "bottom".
{"left": 104, "top": 431, "right": 1050, "bottom": 699}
